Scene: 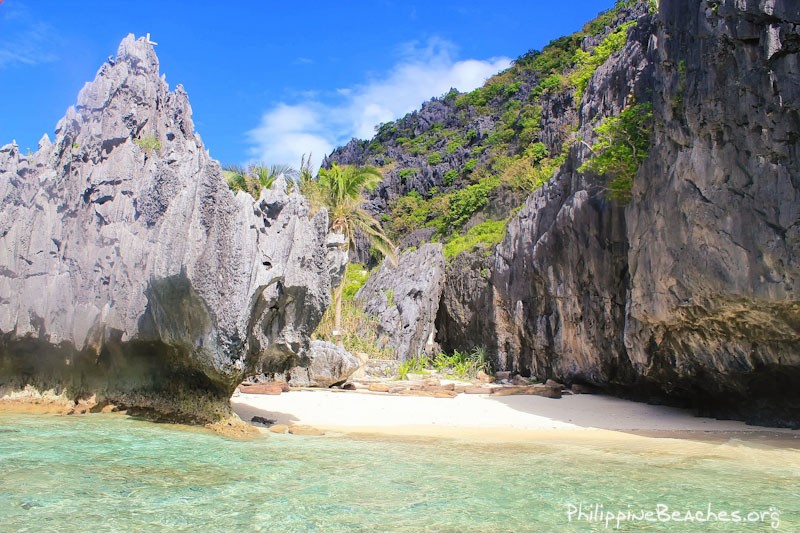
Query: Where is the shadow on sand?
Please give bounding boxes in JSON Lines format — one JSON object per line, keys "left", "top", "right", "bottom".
{"left": 489, "top": 393, "right": 800, "bottom": 448}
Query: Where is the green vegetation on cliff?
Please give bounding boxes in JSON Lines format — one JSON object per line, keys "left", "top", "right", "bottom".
{"left": 327, "top": 1, "right": 647, "bottom": 261}
{"left": 570, "top": 21, "right": 637, "bottom": 103}
{"left": 579, "top": 102, "right": 654, "bottom": 202}
{"left": 443, "top": 219, "right": 509, "bottom": 260}
{"left": 223, "top": 163, "right": 296, "bottom": 199}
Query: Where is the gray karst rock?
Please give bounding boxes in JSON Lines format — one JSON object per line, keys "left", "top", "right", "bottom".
{"left": 0, "top": 35, "right": 330, "bottom": 422}
{"left": 437, "top": 0, "right": 800, "bottom": 426}
{"left": 622, "top": 0, "right": 800, "bottom": 425}
{"left": 286, "top": 340, "right": 362, "bottom": 387}
{"left": 435, "top": 250, "right": 495, "bottom": 356}
{"left": 356, "top": 244, "right": 446, "bottom": 360}
{"left": 325, "top": 232, "right": 349, "bottom": 289}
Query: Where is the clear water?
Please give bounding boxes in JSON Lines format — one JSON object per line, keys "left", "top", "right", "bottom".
{"left": 0, "top": 414, "right": 798, "bottom": 532}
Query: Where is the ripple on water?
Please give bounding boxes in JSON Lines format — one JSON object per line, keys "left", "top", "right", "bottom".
{"left": 0, "top": 413, "right": 797, "bottom": 532}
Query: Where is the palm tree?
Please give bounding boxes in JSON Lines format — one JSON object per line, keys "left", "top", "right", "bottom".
{"left": 316, "top": 163, "right": 396, "bottom": 340}
{"left": 222, "top": 162, "right": 298, "bottom": 198}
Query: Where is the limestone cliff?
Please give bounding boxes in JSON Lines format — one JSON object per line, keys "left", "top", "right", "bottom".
{"left": 356, "top": 244, "right": 446, "bottom": 359}
{"left": 0, "top": 35, "right": 330, "bottom": 422}
{"left": 326, "top": 0, "right": 799, "bottom": 427}
{"left": 479, "top": 0, "right": 800, "bottom": 426}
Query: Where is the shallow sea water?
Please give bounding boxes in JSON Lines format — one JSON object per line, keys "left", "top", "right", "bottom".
{"left": 0, "top": 414, "right": 798, "bottom": 532}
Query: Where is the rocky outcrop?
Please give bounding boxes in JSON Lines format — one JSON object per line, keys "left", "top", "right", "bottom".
{"left": 438, "top": 0, "right": 800, "bottom": 426}
{"left": 622, "top": 0, "right": 800, "bottom": 425}
{"left": 491, "top": 162, "right": 632, "bottom": 386}
{"left": 0, "top": 35, "right": 330, "bottom": 422}
{"left": 324, "top": 95, "right": 481, "bottom": 216}
{"left": 435, "top": 250, "right": 496, "bottom": 355}
{"left": 325, "top": 232, "right": 349, "bottom": 289}
{"left": 285, "top": 340, "right": 361, "bottom": 387}
{"left": 356, "top": 244, "right": 445, "bottom": 359}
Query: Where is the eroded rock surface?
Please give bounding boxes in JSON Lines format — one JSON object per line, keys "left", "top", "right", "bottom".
{"left": 623, "top": 0, "right": 800, "bottom": 424}
{"left": 357, "top": 244, "right": 446, "bottom": 360}
{"left": 440, "top": 0, "right": 799, "bottom": 426}
{"left": 286, "top": 340, "right": 361, "bottom": 387}
{"left": 0, "top": 35, "right": 330, "bottom": 422}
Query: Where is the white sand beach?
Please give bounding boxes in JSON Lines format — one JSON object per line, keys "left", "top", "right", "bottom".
{"left": 232, "top": 389, "right": 800, "bottom": 443}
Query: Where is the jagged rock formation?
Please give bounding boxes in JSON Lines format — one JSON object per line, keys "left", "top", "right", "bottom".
{"left": 458, "top": 0, "right": 800, "bottom": 426}
{"left": 0, "top": 35, "right": 330, "bottom": 422}
{"left": 325, "top": 0, "right": 799, "bottom": 426}
{"left": 622, "top": 0, "right": 800, "bottom": 424}
{"left": 435, "top": 250, "right": 495, "bottom": 355}
{"left": 356, "top": 244, "right": 446, "bottom": 359}
{"left": 325, "top": 3, "right": 650, "bottom": 267}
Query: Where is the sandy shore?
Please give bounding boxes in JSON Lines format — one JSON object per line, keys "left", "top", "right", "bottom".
{"left": 231, "top": 389, "right": 799, "bottom": 443}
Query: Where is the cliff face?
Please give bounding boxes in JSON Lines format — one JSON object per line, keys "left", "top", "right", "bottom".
{"left": 484, "top": 0, "right": 799, "bottom": 426}
{"left": 323, "top": 0, "right": 799, "bottom": 426}
{"left": 356, "top": 244, "right": 446, "bottom": 359}
{"left": 624, "top": 0, "right": 800, "bottom": 422}
{"left": 0, "top": 35, "right": 330, "bottom": 422}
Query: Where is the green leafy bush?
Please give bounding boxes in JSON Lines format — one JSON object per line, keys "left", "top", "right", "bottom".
{"left": 434, "top": 176, "right": 500, "bottom": 233}
{"left": 579, "top": 102, "right": 654, "bottom": 203}
{"left": 443, "top": 219, "right": 508, "bottom": 260}
{"left": 446, "top": 138, "right": 464, "bottom": 154}
{"left": 432, "top": 348, "right": 489, "bottom": 379}
{"left": 385, "top": 191, "right": 428, "bottom": 239}
{"left": 531, "top": 74, "right": 566, "bottom": 99}
{"left": 398, "top": 168, "right": 418, "bottom": 181}
{"left": 396, "top": 348, "right": 489, "bottom": 380}
{"left": 504, "top": 82, "right": 522, "bottom": 97}
{"left": 570, "top": 21, "right": 636, "bottom": 104}
{"left": 341, "top": 263, "right": 371, "bottom": 300}
{"left": 135, "top": 135, "right": 161, "bottom": 154}
{"left": 427, "top": 152, "right": 443, "bottom": 165}
{"left": 526, "top": 142, "right": 549, "bottom": 163}
{"left": 396, "top": 354, "right": 432, "bottom": 379}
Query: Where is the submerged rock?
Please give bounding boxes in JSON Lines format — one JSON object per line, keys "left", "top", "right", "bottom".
{"left": 288, "top": 425, "right": 325, "bottom": 436}
{"left": 0, "top": 35, "right": 330, "bottom": 422}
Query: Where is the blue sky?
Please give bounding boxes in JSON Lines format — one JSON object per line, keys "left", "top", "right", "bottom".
{"left": 1, "top": 0, "right": 616, "bottom": 168}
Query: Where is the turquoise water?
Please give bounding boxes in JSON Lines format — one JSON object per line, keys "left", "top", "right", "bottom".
{"left": 0, "top": 414, "right": 798, "bottom": 532}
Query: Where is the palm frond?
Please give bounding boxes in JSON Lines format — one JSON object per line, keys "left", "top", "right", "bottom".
{"left": 315, "top": 162, "right": 395, "bottom": 263}
{"left": 351, "top": 208, "right": 397, "bottom": 265}
{"left": 223, "top": 169, "right": 248, "bottom": 193}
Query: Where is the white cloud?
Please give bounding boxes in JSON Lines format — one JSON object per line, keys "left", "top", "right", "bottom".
{"left": 0, "top": 3, "right": 59, "bottom": 69}
{"left": 246, "top": 103, "right": 335, "bottom": 171}
{"left": 247, "top": 38, "right": 510, "bottom": 171}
